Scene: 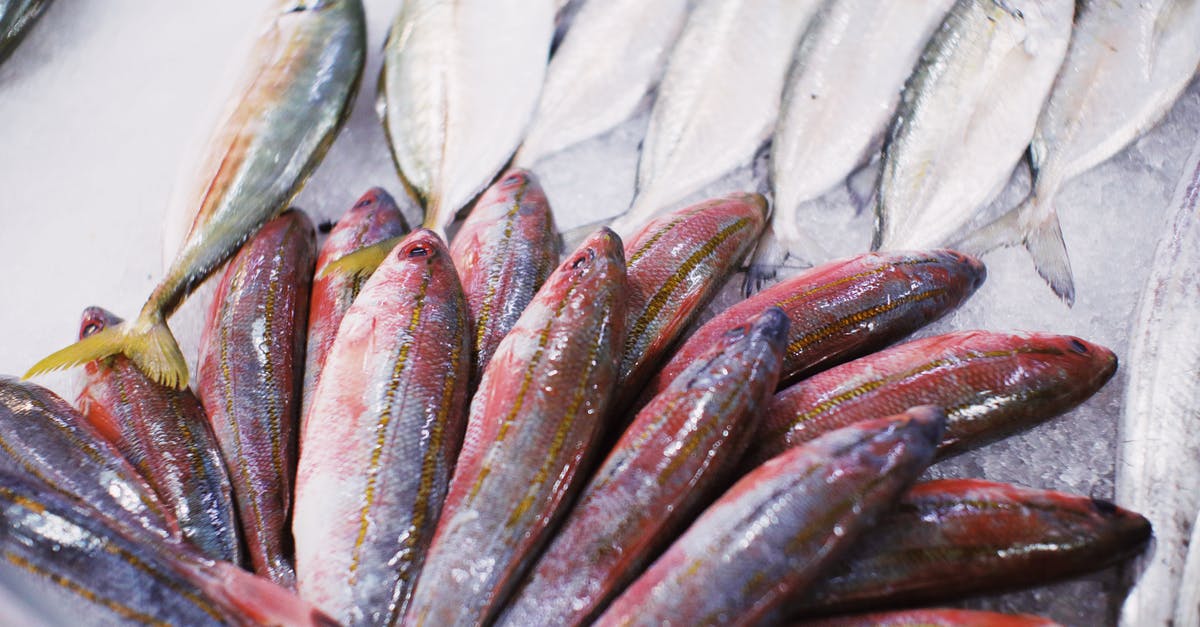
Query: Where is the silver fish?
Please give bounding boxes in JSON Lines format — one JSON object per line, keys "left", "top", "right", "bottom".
{"left": 871, "top": 0, "right": 1073, "bottom": 255}
{"left": 610, "top": 0, "right": 824, "bottom": 238}
{"left": 513, "top": 0, "right": 690, "bottom": 168}
{"left": 1116, "top": 133, "right": 1200, "bottom": 627}
{"left": 379, "top": 0, "right": 556, "bottom": 237}
{"left": 0, "top": 0, "right": 50, "bottom": 65}
{"left": 958, "top": 0, "right": 1200, "bottom": 305}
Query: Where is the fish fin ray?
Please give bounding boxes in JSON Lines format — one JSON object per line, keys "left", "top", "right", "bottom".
{"left": 25, "top": 316, "right": 190, "bottom": 389}
{"left": 1024, "top": 207, "right": 1075, "bottom": 306}
{"left": 319, "top": 237, "right": 402, "bottom": 280}
{"left": 24, "top": 327, "right": 129, "bottom": 380}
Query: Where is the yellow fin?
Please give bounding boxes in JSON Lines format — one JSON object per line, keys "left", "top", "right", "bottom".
{"left": 25, "top": 326, "right": 129, "bottom": 380}
{"left": 318, "top": 236, "right": 401, "bottom": 279}
{"left": 24, "top": 316, "right": 190, "bottom": 390}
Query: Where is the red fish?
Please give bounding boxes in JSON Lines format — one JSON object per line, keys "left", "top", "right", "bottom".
{"left": 798, "top": 608, "right": 1062, "bottom": 626}
{"left": 450, "top": 169, "right": 559, "bottom": 388}
{"left": 197, "top": 209, "right": 316, "bottom": 587}
{"left": 641, "top": 249, "right": 985, "bottom": 402}
{"left": 499, "top": 307, "right": 788, "bottom": 626}
{"left": 750, "top": 330, "right": 1117, "bottom": 466}
{"left": 294, "top": 228, "right": 471, "bottom": 625}
{"left": 595, "top": 407, "right": 946, "bottom": 627}
{"left": 405, "top": 228, "right": 627, "bottom": 627}
{"left": 77, "top": 306, "right": 240, "bottom": 564}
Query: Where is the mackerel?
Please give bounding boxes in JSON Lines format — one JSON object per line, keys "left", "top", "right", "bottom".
{"left": 499, "top": 307, "right": 787, "bottom": 627}
{"left": 595, "top": 408, "right": 945, "bottom": 627}
{"left": 379, "top": 0, "right": 555, "bottom": 237}
{"left": 26, "top": 0, "right": 365, "bottom": 389}
{"left": 294, "top": 229, "right": 471, "bottom": 626}
{"left": 1117, "top": 135, "right": 1200, "bottom": 627}
{"left": 872, "top": 0, "right": 1073, "bottom": 254}
{"left": 197, "top": 210, "right": 316, "bottom": 587}
{"left": 610, "top": 0, "right": 823, "bottom": 237}
{"left": 513, "top": 0, "right": 690, "bottom": 168}
{"left": 750, "top": 330, "right": 1117, "bottom": 466}
{"left": 960, "top": 0, "right": 1200, "bottom": 304}
{"left": 405, "top": 229, "right": 626, "bottom": 626}
{"left": 77, "top": 307, "right": 240, "bottom": 564}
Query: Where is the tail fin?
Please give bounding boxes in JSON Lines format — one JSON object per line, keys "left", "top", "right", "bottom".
{"left": 25, "top": 313, "right": 189, "bottom": 389}
{"left": 956, "top": 193, "right": 1076, "bottom": 306}
{"left": 318, "top": 236, "right": 402, "bottom": 280}
{"left": 741, "top": 224, "right": 822, "bottom": 297}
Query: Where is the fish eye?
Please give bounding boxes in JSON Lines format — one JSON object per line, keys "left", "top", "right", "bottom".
{"left": 82, "top": 322, "right": 102, "bottom": 337}
{"left": 571, "top": 249, "right": 595, "bottom": 269}
{"left": 406, "top": 245, "right": 429, "bottom": 258}
{"left": 1068, "top": 339, "right": 1088, "bottom": 354}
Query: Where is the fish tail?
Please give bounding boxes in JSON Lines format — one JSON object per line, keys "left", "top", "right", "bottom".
{"left": 956, "top": 192, "right": 1075, "bottom": 306}
{"left": 742, "top": 224, "right": 823, "bottom": 297}
{"left": 24, "top": 326, "right": 130, "bottom": 380}
{"left": 25, "top": 311, "right": 190, "bottom": 389}
{"left": 318, "top": 236, "right": 403, "bottom": 279}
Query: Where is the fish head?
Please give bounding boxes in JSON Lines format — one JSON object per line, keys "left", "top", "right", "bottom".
{"left": 78, "top": 307, "right": 124, "bottom": 341}
{"left": 941, "top": 249, "right": 988, "bottom": 292}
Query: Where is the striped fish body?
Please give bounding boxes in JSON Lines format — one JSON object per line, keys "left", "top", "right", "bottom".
{"left": 499, "top": 307, "right": 788, "bottom": 627}
{"left": 750, "top": 330, "right": 1117, "bottom": 467}
{"left": 197, "top": 210, "right": 316, "bottom": 587}
{"left": 294, "top": 229, "right": 471, "bottom": 626}
{"left": 798, "top": 609, "right": 1062, "bottom": 626}
{"left": 449, "top": 169, "right": 559, "bottom": 389}
{"left": 644, "top": 249, "right": 986, "bottom": 401}
{"left": 0, "top": 377, "right": 177, "bottom": 545}
{"left": 0, "top": 469, "right": 336, "bottom": 627}
{"left": 0, "top": 0, "right": 50, "bottom": 64}
{"left": 303, "top": 187, "right": 410, "bottom": 432}
{"left": 1117, "top": 135, "right": 1200, "bottom": 627}
{"left": 596, "top": 408, "right": 945, "bottom": 627}
{"left": 792, "top": 479, "right": 1151, "bottom": 616}
{"left": 617, "top": 193, "right": 767, "bottom": 409}
{"left": 406, "top": 229, "right": 627, "bottom": 627}
{"left": 77, "top": 307, "right": 240, "bottom": 564}
{"left": 379, "top": 0, "right": 556, "bottom": 235}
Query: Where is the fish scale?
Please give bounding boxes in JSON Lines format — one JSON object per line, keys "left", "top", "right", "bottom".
{"left": 406, "top": 228, "right": 626, "bottom": 627}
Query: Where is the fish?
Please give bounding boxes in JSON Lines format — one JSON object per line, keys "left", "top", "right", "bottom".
{"left": 405, "top": 228, "right": 626, "bottom": 627}
{"left": 0, "top": 376, "right": 178, "bottom": 545}
{"left": 0, "top": 0, "right": 51, "bottom": 65}
{"left": 76, "top": 306, "right": 241, "bottom": 564}
{"left": 797, "top": 608, "right": 1062, "bottom": 626}
{"left": 196, "top": 209, "right": 316, "bottom": 587}
{"left": 498, "top": 307, "right": 788, "bottom": 627}
{"left": 871, "top": 0, "right": 1073, "bottom": 256}
{"left": 616, "top": 192, "right": 766, "bottom": 410}
{"left": 302, "top": 187, "right": 410, "bottom": 434}
{"left": 1177, "top": 506, "right": 1200, "bottom": 626}
{"left": 958, "top": 0, "right": 1200, "bottom": 304}
{"left": 379, "top": 0, "right": 556, "bottom": 237}
{"left": 1116, "top": 134, "right": 1200, "bottom": 627}
{"left": 641, "top": 249, "right": 986, "bottom": 402}
{"left": 791, "top": 479, "right": 1151, "bottom": 616}
{"left": 449, "top": 169, "right": 560, "bottom": 388}
{"left": 749, "top": 330, "right": 1117, "bottom": 467}
{"left": 0, "top": 468, "right": 336, "bottom": 626}
{"left": 746, "top": 0, "right": 956, "bottom": 290}
{"left": 293, "top": 228, "right": 471, "bottom": 626}
{"left": 609, "top": 0, "right": 824, "bottom": 237}
{"left": 595, "top": 407, "right": 946, "bottom": 627}
{"left": 512, "top": 0, "right": 690, "bottom": 168}
{"left": 25, "top": 0, "right": 365, "bottom": 389}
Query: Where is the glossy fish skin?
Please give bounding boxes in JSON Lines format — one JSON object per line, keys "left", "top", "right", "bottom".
{"left": 0, "top": 376, "right": 177, "bottom": 545}
{"left": 197, "top": 210, "right": 316, "bottom": 587}
{"left": 294, "top": 229, "right": 471, "bottom": 626}
{"left": 1117, "top": 137, "right": 1200, "bottom": 627}
{"left": 751, "top": 330, "right": 1117, "bottom": 467}
{"left": 872, "top": 0, "right": 1073, "bottom": 254}
{"left": 792, "top": 479, "right": 1151, "bottom": 616}
{"left": 0, "top": 0, "right": 51, "bottom": 65}
{"left": 799, "top": 608, "right": 1062, "bottom": 626}
{"left": 303, "top": 187, "right": 410, "bottom": 432}
{"left": 77, "top": 307, "right": 240, "bottom": 564}
{"left": 596, "top": 407, "right": 945, "bottom": 627}
{"left": 499, "top": 307, "right": 788, "bottom": 627}
{"left": 449, "top": 169, "right": 560, "bottom": 388}
{"left": 379, "top": 0, "right": 555, "bottom": 236}
{"left": 512, "top": 0, "right": 689, "bottom": 168}
{"left": 612, "top": 0, "right": 823, "bottom": 237}
{"left": 617, "top": 192, "right": 767, "bottom": 409}
{"left": 644, "top": 249, "right": 986, "bottom": 401}
{"left": 406, "top": 228, "right": 627, "bottom": 627}
{"left": 0, "top": 469, "right": 336, "bottom": 627}
{"left": 26, "top": 0, "right": 365, "bottom": 389}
